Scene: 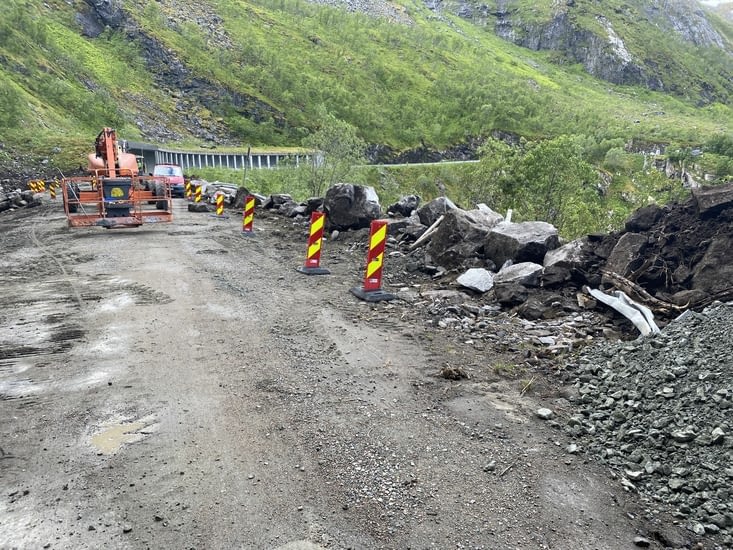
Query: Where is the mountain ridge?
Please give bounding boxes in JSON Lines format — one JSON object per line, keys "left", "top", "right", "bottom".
{"left": 0, "top": 0, "right": 731, "bottom": 166}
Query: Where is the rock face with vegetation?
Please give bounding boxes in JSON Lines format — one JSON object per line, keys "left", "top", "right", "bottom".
{"left": 2, "top": 0, "right": 732, "bottom": 159}
{"left": 435, "top": 0, "right": 733, "bottom": 102}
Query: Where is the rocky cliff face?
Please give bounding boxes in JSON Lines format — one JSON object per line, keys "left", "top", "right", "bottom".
{"left": 430, "top": 0, "right": 732, "bottom": 97}
{"left": 78, "top": 0, "right": 286, "bottom": 144}
{"left": 493, "top": 8, "right": 656, "bottom": 88}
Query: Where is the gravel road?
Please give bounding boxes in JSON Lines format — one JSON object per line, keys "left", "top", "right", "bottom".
{"left": 0, "top": 199, "right": 711, "bottom": 549}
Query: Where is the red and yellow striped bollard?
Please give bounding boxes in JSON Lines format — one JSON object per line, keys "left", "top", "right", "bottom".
{"left": 215, "top": 192, "right": 226, "bottom": 217}
{"left": 242, "top": 195, "right": 255, "bottom": 235}
{"left": 216, "top": 192, "right": 224, "bottom": 215}
{"left": 296, "top": 212, "right": 330, "bottom": 275}
{"left": 350, "top": 219, "right": 395, "bottom": 302}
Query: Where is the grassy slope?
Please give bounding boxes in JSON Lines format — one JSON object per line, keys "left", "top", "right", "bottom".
{"left": 0, "top": 0, "right": 731, "bottom": 167}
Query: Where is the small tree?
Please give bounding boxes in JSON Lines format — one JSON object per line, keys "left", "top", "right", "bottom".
{"left": 302, "top": 107, "right": 366, "bottom": 197}
{"left": 512, "top": 135, "right": 601, "bottom": 236}
{"left": 471, "top": 137, "right": 520, "bottom": 208}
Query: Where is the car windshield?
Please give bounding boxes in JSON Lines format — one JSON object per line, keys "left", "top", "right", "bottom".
{"left": 154, "top": 165, "right": 182, "bottom": 177}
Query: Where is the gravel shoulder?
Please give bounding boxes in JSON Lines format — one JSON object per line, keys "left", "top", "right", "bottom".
{"left": 0, "top": 199, "right": 713, "bottom": 549}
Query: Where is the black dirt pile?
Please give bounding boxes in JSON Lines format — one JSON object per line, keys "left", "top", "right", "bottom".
{"left": 558, "top": 302, "right": 733, "bottom": 544}
{"left": 578, "top": 183, "right": 733, "bottom": 315}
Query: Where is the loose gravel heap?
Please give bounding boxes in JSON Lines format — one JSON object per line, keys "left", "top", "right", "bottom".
{"left": 560, "top": 302, "right": 733, "bottom": 544}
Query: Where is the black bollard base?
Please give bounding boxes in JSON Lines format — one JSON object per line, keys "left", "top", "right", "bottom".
{"left": 350, "top": 286, "right": 396, "bottom": 302}
{"left": 296, "top": 266, "right": 331, "bottom": 275}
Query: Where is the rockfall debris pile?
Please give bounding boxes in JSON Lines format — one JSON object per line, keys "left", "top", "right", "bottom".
{"left": 558, "top": 302, "right": 733, "bottom": 544}
{"left": 0, "top": 188, "right": 41, "bottom": 213}
{"left": 190, "top": 180, "right": 733, "bottom": 337}
{"left": 280, "top": 181, "right": 733, "bottom": 330}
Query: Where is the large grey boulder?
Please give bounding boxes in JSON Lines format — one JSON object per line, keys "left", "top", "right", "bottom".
{"left": 484, "top": 221, "right": 560, "bottom": 266}
{"left": 494, "top": 262, "right": 544, "bottom": 287}
{"left": 543, "top": 239, "right": 586, "bottom": 268}
{"left": 542, "top": 238, "right": 588, "bottom": 286}
{"left": 624, "top": 204, "right": 665, "bottom": 232}
{"left": 466, "top": 204, "right": 504, "bottom": 227}
{"left": 323, "top": 183, "right": 381, "bottom": 230}
{"left": 603, "top": 233, "right": 648, "bottom": 276}
{"left": 456, "top": 268, "right": 494, "bottom": 293}
{"left": 691, "top": 236, "right": 733, "bottom": 295}
{"left": 416, "top": 196, "right": 458, "bottom": 226}
{"left": 426, "top": 208, "right": 495, "bottom": 269}
{"left": 692, "top": 182, "right": 733, "bottom": 218}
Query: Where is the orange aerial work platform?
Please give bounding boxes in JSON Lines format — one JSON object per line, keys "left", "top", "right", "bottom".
{"left": 61, "top": 127, "right": 175, "bottom": 228}
{"left": 61, "top": 170, "right": 173, "bottom": 229}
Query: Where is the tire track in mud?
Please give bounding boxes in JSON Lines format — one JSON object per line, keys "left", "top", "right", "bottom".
{"left": 0, "top": 206, "right": 173, "bottom": 404}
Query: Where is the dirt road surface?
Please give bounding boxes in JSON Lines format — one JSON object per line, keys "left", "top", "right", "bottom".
{"left": 0, "top": 199, "right": 681, "bottom": 549}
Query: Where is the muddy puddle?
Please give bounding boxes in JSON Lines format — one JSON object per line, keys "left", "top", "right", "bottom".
{"left": 90, "top": 418, "right": 155, "bottom": 454}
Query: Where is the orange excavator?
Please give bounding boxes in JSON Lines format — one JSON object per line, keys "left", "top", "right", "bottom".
{"left": 62, "top": 127, "right": 173, "bottom": 228}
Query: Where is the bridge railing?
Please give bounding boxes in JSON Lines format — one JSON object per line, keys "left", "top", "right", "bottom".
{"left": 153, "top": 149, "right": 314, "bottom": 171}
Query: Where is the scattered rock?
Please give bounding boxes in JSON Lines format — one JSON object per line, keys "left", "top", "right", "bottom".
{"left": 456, "top": 268, "right": 494, "bottom": 293}
{"left": 387, "top": 194, "right": 420, "bottom": 217}
{"left": 535, "top": 408, "right": 554, "bottom": 420}
{"left": 440, "top": 365, "right": 468, "bottom": 380}
{"left": 494, "top": 262, "right": 543, "bottom": 287}
{"left": 562, "top": 303, "right": 733, "bottom": 537}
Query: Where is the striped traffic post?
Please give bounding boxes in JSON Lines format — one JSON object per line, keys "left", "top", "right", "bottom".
{"left": 210, "top": 191, "right": 228, "bottom": 219}
{"left": 185, "top": 179, "right": 192, "bottom": 201}
{"left": 195, "top": 184, "right": 202, "bottom": 203}
{"left": 296, "top": 212, "right": 330, "bottom": 275}
{"left": 49, "top": 181, "right": 56, "bottom": 200}
{"left": 242, "top": 195, "right": 255, "bottom": 235}
{"left": 350, "top": 219, "right": 395, "bottom": 302}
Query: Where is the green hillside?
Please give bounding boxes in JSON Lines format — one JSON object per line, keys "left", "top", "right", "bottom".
{"left": 1, "top": 0, "right": 731, "bottom": 164}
